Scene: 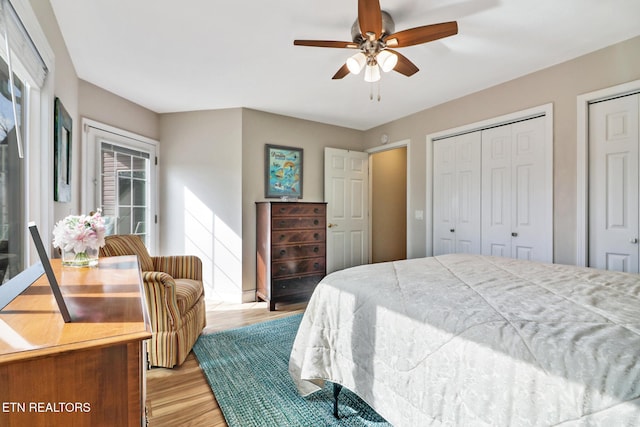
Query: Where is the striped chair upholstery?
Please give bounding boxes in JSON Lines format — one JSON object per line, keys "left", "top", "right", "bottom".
{"left": 100, "top": 235, "right": 206, "bottom": 368}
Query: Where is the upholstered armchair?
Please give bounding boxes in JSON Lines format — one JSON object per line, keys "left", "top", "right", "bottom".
{"left": 99, "top": 235, "right": 206, "bottom": 368}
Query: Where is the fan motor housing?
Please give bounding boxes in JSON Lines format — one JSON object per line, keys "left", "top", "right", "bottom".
{"left": 351, "top": 10, "right": 395, "bottom": 42}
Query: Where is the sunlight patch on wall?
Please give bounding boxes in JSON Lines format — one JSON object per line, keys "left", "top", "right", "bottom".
{"left": 184, "top": 187, "right": 213, "bottom": 292}
{"left": 213, "top": 215, "right": 242, "bottom": 298}
{"left": 183, "top": 187, "right": 241, "bottom": 300}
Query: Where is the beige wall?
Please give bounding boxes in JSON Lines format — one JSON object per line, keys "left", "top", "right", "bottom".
{"left": 25, "top": 0, "right": 640, "bottom": 300}
{"left": 78, "top": 80, "right": 160, "bottom": 141}
{"left": 30, "top": 1, "right": 160, "bottom": 230}
{"left": 159, "top": 109, "right": 243, "bottom": 301}
{"left": 30, "top": 0, "right": 79, "bottom": 223}
{"left": 363, "top": 35, "right": 640, "bottom": 265}
{"left": 241, "top": 108, "right": 364, "bottom": 301}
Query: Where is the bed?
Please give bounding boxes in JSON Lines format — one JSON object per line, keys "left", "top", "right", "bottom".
{"left": 289, "top": 254, "right": 640, "bottom": 426}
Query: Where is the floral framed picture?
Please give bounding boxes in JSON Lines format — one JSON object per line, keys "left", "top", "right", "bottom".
{"left": 265, "top": 144, "right": 303, "bottom": 199}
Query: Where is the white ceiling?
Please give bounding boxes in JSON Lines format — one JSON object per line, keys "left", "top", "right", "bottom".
{"left": 49, "top": 0, "right": 640, "bottom": 131}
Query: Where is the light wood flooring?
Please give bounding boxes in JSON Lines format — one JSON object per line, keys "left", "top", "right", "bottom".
{"left": 145, "top": 300, "right": 306, "bottom": 427}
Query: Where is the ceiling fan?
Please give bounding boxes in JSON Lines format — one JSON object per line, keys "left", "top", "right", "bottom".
{"left": 293, "top": 0, "right": 458, "bottom": 83}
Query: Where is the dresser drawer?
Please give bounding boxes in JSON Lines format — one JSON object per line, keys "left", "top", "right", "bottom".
{"left": 272, "top": 203, "right": 325, "bottom": 217}
{"left": 272, "top": 243, "right": 325, "bottom": 261}
{"left": 272, "top": 229, "right": 325, "bottom": 244}
{"left": 271, "top": 275, "right": 324, "bottom": 299}
{"left": 272, "top": 216, "right": 325, "bottom": 230}
{"left": 272, "top": 257, "right": 325, "bottom": 279}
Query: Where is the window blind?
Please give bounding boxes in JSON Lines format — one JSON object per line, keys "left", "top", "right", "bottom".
{"left": 0, "top": 0, "right": 48, "bottom": 88}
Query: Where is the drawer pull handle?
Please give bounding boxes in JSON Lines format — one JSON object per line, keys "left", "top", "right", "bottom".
{"left": 314, "top": 208, "right": 319, "bottom": 213}
{"left": 280, "top": 221, "right": 286, "bottom": 226}
{"left": 280, "top": 249, "right": 286, "bottom": 256}
{"left": 280, "top": 207, "right": 286, "bottom": 213}
{"left": 313, "top": 247, "right": 319, "bottom": 253}
{"left": 279, "top": 266, "right": 287, "bottom": 271}
{"left": 314, "top": 233, "right": 320, "bottom": 240}
{"left": 313, "top": 219, "right": 319, "bottom": 225}
{"left": 279, "top": 235, "right": 286, "bottom": 241}
{"left": 314, "top": 263, "right": 320, "bottom": 269}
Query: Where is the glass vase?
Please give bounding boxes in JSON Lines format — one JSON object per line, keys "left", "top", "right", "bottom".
{"left": 61, "top": 247, "right": 99, "bottom": 267}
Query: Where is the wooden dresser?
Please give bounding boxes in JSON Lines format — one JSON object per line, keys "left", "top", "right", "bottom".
{"left": 0, "top": 255, "right": 151, "bottom": 427}
{"left": 256, "top": 202, "right": 327, "bottom": 310}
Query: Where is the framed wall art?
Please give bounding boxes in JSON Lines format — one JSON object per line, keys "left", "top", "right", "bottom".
{"left": 265, "top": 144, "right": 303, "bottom": 199}
{"left": 54, "top": 97, "right": 72, "bottom": 202}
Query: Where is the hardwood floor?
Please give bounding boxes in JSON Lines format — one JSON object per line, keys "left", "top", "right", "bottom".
{"left": 145, "top": 300, "right": 306, "bottom": 427}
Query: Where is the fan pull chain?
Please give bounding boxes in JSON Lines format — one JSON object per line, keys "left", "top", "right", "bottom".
{"left": 369, "top": 81, "right": 382, "bottom": 102}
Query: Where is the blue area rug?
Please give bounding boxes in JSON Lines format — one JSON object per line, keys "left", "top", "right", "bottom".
{"left": 193, "top": 314, "right": 390, "bottom": 427}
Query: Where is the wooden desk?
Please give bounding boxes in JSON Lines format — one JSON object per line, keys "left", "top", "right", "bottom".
{"left": 0, "top": 255, "right": 151, "bottom": 427}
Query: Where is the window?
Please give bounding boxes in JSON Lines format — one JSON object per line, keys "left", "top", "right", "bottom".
{"left": 0, "top": 0, "right": 52, "bottom": 283}
{"left": 0, "top": 55, "right": 24, "bottom": 283}
{"left": 101, "top": 143, "right": 151, "bottom": 245}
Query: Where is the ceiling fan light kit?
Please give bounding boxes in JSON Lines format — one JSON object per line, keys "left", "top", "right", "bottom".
{"left": 346, "top": 52, "right": 367, "bottom": 74}
{"left": 364, "top": 63, "right": 381, "bottom": 83}
{"left": 293, "top": 0, "right": 458, "bottom": 99}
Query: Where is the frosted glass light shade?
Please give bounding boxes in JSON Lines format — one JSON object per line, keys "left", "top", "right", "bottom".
{"left": 364, "top": 64, "right": 381, "bottom": 82}
{"left": 346, "top": 52, "right": 367, "bottom": 74}
{"left": 377, "top": 50, "right": 398, "bottom": 72}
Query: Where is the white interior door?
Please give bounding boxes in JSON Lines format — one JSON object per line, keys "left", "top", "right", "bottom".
{"left": 589, "top": 94, "right": 640, "bottom": 272}
{"left": 482, "top": 116, "right": 550, "bottom": 262}
{"left": 433, "top": 132, "right": 481, "bottom": 255}
{"left": 324, "top": 148, "right": 369, "bottom": 273}
{"left": 481, "top": 125, "right": 512, "bottom": 257}
{"left": 510, "top": 117, "right": 549, "bottom": 260}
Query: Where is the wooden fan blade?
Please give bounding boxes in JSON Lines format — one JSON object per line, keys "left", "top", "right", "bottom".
{"left": 294, "top": 40, "right": 359, "bottom": 49}
{"left": 385, "top": 21, "right": 458, "bottom": 48}
{"left": 387, "top": 49, "right": 419, "bottom": 77}
{"left": 332, "top": 64, "right": 350, "bottom": 80}
{"left": 358, "top": 0, "right": 382, "bottom": 38}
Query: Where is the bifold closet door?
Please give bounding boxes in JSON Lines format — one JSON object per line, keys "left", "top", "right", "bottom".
{"left": 481, "top": 116, "right": 550, "bottom": 262}
{"left": 432, "top": 132, "right": 481, "bottom": 255}
{"left": 589, "top": 93, "right": 639, "bottom": 272}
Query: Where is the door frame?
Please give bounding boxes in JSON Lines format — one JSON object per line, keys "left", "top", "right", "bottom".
{"left": 81, "top": 118, "right": 159, "bottom": 254}
{"left": 576, "top": 79, "right": 640, "bottom": 266}
{"left": 425, "top": 103, "right": 553, "bottom": 257}
{"left": 366, "top": 139, "right": 411, "bottom": 261}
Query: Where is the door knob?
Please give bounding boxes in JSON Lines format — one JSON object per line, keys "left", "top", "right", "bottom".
{"left": 631, "top": 238, "right": 639, "bottom": 244}
{"left": 511, "top": 232, "right": 518, "bottom": 237}
{"left": 328, "top": 223, "right": 338, "bottom": 228}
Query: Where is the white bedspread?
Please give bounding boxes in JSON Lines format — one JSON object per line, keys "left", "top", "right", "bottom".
{"left": 289, "top": 254, "right": 640, "bottom": 426}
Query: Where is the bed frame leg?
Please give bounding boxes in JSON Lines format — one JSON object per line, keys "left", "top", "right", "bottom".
{"left": 333, "top": 383, "right": 343, "bottom": 419}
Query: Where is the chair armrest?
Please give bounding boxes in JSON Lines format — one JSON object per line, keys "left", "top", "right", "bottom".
{"left": 152, "top": 255, "right": 202, "bottom": 281}
{"left": 141, "top": 271, "right": 182, "bottom": 331}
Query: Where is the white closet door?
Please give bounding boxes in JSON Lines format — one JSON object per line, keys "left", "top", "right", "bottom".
{"left": 589, "top": 94, "right": 639, "bottom": 272}
{"left": 511, "top": 118, "right": 549, "bottom": 260}
{"left": 433, "top": 132, "right": 481, "bottom": 255}
{"left": 481, "top": 125, "right": 512, "bottom": 257}
{"left": 482, "top": 116, "right": 550, "bottom": 262}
